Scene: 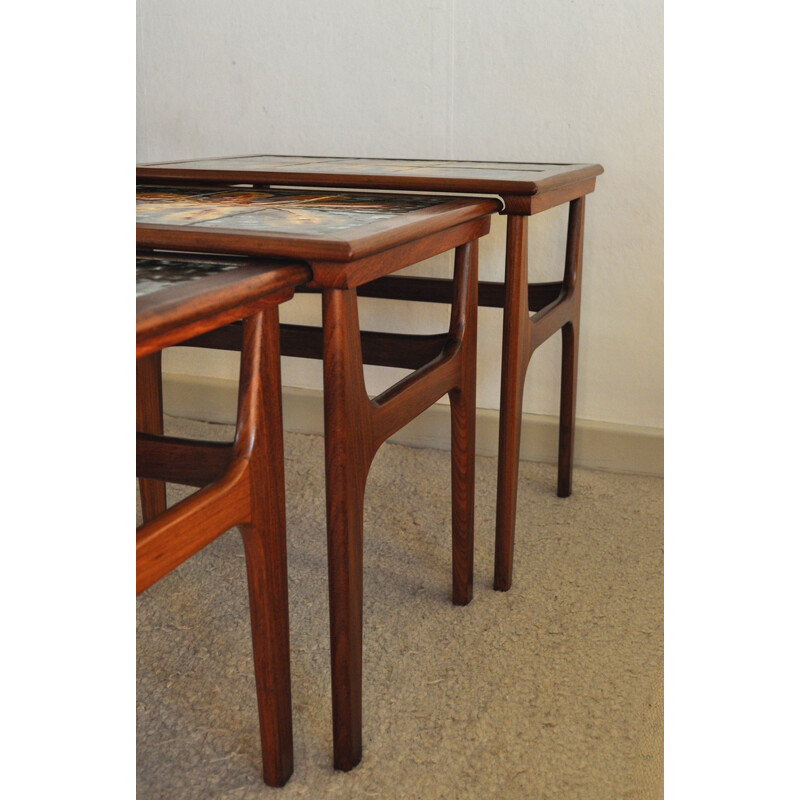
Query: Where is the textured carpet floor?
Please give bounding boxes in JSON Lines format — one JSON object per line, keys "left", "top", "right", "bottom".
{"left": 137, "top": 416, "right": 663, "bottom": 799}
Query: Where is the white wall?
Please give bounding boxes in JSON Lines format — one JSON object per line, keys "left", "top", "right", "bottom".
{"left": 137, "top": 0, "right": 663, "bottom": 430}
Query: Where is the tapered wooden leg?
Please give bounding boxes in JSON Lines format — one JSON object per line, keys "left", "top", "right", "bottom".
{"left": 238, "top": 309, "right": 294, "bottom": 787}
{"left": 448, "top": 241, "right": 478, "bottom": 606}
{"left": 136, "top": 351, "right": 167, "bottom": 521}
{"left": 557, "top": 197, "right": 586, "bottom": 498}
{"left": 494, "top": 215, "right": 532, "bottom": 592}
{"left": 557, "top": 320, "right": 579, "bottom": 498}
{"left": 322, "top": 287, "right": 371, "bottom": 772}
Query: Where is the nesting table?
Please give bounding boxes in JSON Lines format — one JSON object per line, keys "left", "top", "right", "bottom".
{"left": 136, "top": 253, "right": 310, "bottom": 785}
{"left": 137, "top": 156, "right": 604, "bottom": 590}
{"left": 136, "top": 186, "right": 500, "bottom": 777}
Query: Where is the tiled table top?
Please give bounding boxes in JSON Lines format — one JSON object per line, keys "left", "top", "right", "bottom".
{"left": 137, "top": 187, "right": 447, "bottom": 234}
{"left": 136, "top": 186, "right": 501, "bottom": 265}
{"left": 137, "top": 155, "right": 603, "bottom": 196}
{"left": 136, "top": 254, "right": 241, "bottom": 298}
{"left": 136, "top": 251, "right": 310, "bottom": 356}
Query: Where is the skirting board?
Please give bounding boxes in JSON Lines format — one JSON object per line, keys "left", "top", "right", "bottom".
{"left": 163, "top": 373, "right": 664, "bottom": 477}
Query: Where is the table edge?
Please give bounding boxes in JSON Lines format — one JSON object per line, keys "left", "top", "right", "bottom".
{"left": 137, "top": 158, "right": 603, "bottom": 196}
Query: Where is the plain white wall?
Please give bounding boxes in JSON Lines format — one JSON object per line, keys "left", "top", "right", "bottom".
{"left": 137, "top": 0, "right": 663, "bottom": 430}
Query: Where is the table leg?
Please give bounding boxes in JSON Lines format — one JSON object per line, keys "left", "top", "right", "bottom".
{"left": 448, "top": 240, "right": 478, "bottom": 606}
{"left": 321, "top": 287, "right": 370, "bottom": 771}
{"left": 494, "top": 215, "right": 531, "bottom": 592}
{"left": 237, "top": 308, "right": 295, "bottom": 786}
{"left": 557, "top": 196, "right": 586, "bottom": 498}
{"left": 136, "top": 351, "right": 167, "bottom": 520}
{"left": 320, "top": 245, "right": 479, "bottom": 768}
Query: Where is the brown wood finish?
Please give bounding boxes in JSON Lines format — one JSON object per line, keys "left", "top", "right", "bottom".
{"left": 142, "top": 267, "right": 561, "bottom": 310}
{"left": 501, "top": 177, "right": 596, "bottom": 215}
{"left": 136, "top": 433, "right": 233, "bottom": 487}
{"left": 137, "top": 201, "right": 497, "bottom": 289}
{"left": 136, "top": 189, "right": 496, "bottom": 258}
{"left": 137, "top": 261, "right": 307, "bottom": 787}
{"left": 493, "top": 196, "right": 588, "bottom": 589}
{"left": 311, "top": 216, "right": 491, "bottom": 288}
{"left": 182, "top": 321, "right": 451, "bottom": 370}
{"left": 320, "top": 286, "right": 368, "bottom": 770}
{"left": 347, "top": 274, "right": 564, "bottom": 311}
{"left": 557, "top": 197, "right": 586, "bottom": 499}
{"left": 136, "top": 155, "right": 602, "bottom": 196}
{"left": 493, "top": 215, "right": 531, "bottom": 591}
{"left": 447, "top": 243, "right": 478, "bottom": 606}
{"left": 179, "top": 275, "right": 563, "bottom": 367}
{"left": 136, "top": 351, "right": 166, "bottom": 521}
{"left": 236, "top": 309, "right": 295, "bottom": 786}
{"left": 137, "top": 259, "right": 309, "bottom": 357}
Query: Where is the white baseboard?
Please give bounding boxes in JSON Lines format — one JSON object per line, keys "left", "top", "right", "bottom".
{"left": 163, "top": 373, "right": 663, "bottom": 477}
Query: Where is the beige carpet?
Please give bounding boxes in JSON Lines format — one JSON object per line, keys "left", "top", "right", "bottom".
{"left": 137, "top": 415, "right": 663, "bottom": 799}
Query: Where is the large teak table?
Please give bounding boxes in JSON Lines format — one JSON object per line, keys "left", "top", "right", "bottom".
{"left": 137, "top": 156, "right": 604, "bottom": 591}
{"left": 136, "top": 186, "right": 501, "bottom": 773}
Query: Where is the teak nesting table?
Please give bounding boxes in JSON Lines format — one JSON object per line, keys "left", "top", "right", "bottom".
{"left": 136, "top": 253, "right": 311, "bottom": 785}
{"left": 136, "top": 186, "right": 501, "bottom": 780}
{"left": 137, "top": 155, "right": 603, "bottom": 590}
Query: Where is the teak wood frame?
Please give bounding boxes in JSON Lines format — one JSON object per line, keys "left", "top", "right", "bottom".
{"left": 137, "top": 285, "right": 303, "bottom": 787}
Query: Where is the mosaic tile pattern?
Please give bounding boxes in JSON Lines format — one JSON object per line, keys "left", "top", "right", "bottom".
{"left": 136, "top": 187, "right": 450, "bottom": 235}
{"left": 136, "top": 256, "right": 241, "bottom": 298}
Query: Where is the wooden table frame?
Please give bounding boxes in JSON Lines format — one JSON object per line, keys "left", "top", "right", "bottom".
{"left": 137, "top": 256, "right": 311, "bottom": 786}
{"left": 137, "top": 157, "right": 602, "bottom": 591}
{"left": 136, "top": 188, "right": 500, "bottom": 773}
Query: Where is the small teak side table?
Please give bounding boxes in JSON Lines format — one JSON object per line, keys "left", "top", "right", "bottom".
{"left": 136, "top": 186, "right": 501, "bottom": 772}
{"left": 136, "top": 253, "right": 311, "bottom": 786}
{"left": 137, "top": 156, "right": 604, "bottom": 591}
